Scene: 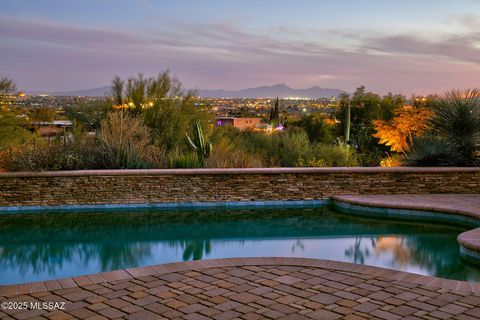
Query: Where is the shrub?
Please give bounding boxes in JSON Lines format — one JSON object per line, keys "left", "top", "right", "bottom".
{"left": 206, "top": 140, "right": 264, "bottom": 168}
{"left": 0, "top": 111, "right": 168, "bottom": 171}
{"left": 405, "top": 135, "right": 455, "bottom": 166}
{"left": 238, "top": 128, "right": 310, "bottom": 167}
{"left": 95, "top": 112, "right": 160, "bottom": 169}
{"left": 298, "top": 144, "right": 358, "bottom": 167}
{"left": 297, "top": 156, "right": 328, "bottom": 167}
{"left": 210, "top": 126, "right": 358, "bottom": 168}
{"left": 0, "top": 139, "right": 85, "bottom": 171}
{"left": 167, "top": 152, "right": 202, "bottom": 168}
{"left": 379, "top": 154, "right": 402, "bottom": 167}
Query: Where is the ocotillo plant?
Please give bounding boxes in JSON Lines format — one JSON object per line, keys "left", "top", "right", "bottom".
{"left": 185, "top": 121, "right": 213, "bottom": 166}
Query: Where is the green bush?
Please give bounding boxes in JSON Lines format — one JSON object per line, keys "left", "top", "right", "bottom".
{"left": 298, "top": 144, "right": 358, "bottom": 167}
{"left": 209, "top": 126, "right": 357, "bottom": 168}
{"left": 289, "top": 114, "right": 336, "bottom": 144}
{"left": 168, "top": 152, "right": 202, "bottom": 168}
{"left": 405, "top": 136, "right": 455, "bottom": 166}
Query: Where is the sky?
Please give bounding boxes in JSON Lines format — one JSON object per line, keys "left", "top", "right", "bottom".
{"left": 1, "top": 0, "right": 480, "bottom": 94}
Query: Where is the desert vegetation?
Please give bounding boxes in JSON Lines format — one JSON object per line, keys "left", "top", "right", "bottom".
{"left": 0, "top": 73, "right": 479, "bottom": 171}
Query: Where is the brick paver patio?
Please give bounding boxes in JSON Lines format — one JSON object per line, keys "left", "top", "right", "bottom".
{"left": 1, "top": 258, "right": 479, "bottom": 320}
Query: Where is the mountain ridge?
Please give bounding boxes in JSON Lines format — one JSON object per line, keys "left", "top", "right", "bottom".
{"left": 199, "top": 83, "right": 343, "bottom": 98}
{"left": 27, "top": 84, "right": 344, "bottom": 98}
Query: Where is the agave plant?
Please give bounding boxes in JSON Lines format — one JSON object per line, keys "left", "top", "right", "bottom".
{"left": 430, "top": 89, "right": 480, "bottom": 166}
{"left": 185, "top": 121, "right": 212, "bottom": 166}
{"left": 406, "top": 135, "right": 454, "bottom": 166}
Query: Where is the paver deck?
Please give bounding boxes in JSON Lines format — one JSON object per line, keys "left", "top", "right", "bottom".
{"left": 1, "top": 258, "right": 480, "bottom": 320}
{"left": 332, "top": 194, "right": 480, "bottom": 217}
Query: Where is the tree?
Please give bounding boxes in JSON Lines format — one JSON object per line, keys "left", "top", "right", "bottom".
{"left": 110, "top": 71, "right": 212, "bottom": 151}
{"left": 373, "top": 105, "right": 433, "bottom": 154}
{"left": 28, "top": 107, "right": 57, "bottom": 122}
{"left": 65, "top": 100, "right": 112, "bottom": 132}
{"left": 0, "top": 76, "right": 16, "bottom": 105}
{"left": 0, "top": 77, "right": 32, "bottom": 147}
{"left": 292, "top": 113, "right": 335, "bottom": 144}
{"left": 336, "top": 86, "right": 389, "bottom": 165}
{"left": 111, "top": 76, "right": 124, "bottom": 107}
{"left": 0, "top": 111, "right": 32, "bottom": 147}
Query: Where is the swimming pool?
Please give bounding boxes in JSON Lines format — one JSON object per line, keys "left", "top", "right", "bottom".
{"left": 0, "top": 207, "right": 478, "bottom": 285}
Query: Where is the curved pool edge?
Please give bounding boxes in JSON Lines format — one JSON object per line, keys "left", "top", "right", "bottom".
{"left": 1, "top": 257, "right": 479, "bottom": 296}
{"left": 332, "top": 194, "right": 480, "bottom": 265}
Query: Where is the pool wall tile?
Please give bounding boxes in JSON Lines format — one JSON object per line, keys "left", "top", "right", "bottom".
{"left": 0, "top": 199, "right": 331, "bottom": 213}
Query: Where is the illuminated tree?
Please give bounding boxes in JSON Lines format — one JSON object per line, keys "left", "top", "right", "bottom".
{"left": 373, "top": 105, "right": 433, "bottom": 154}
{"left": 335, "top": 86, "right": 405, "bottom": 165}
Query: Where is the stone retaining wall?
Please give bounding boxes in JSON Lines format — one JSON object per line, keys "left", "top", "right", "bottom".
{"left": 0, "top": 167, "right": 479, "bottom": 208}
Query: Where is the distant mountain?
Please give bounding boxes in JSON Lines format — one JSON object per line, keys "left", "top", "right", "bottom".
{"left": 26, "top": 86, "right": 111, "bottom": 97}
{"left": 52, "top": 86, "right": 111, "bottom": 97}
{"left": 199, "top": 83, "right": 343, "bottom": 98}
{"left": 27, "top": 83, "right": 343, "bottom": 98}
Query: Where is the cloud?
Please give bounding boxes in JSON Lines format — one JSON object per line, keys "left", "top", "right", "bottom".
{"left": 0, "top": 15, "right": 479, "bottom": 94}
{"left": 455, "top": 14, "right": 480, "bottom": 30}
{"left": 0, "top": 16, "right": 145, "bottom": 50}
{"left": 363, "top": 32, "right": 480, "bottom": 64}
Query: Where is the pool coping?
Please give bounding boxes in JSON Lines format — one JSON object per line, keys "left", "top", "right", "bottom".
{"left": 1, "top": 166, "right": 479, "bottom": 178}
{"left": 1, "top": 257, "right": 479, "bottom": 296}
{"left": 332, "top": 195, "right": 480, "bottom": 265}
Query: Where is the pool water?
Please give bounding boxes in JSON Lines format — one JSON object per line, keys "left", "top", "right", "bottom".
{"left": 0, "top": 207, "right": 478, "bottom": 285}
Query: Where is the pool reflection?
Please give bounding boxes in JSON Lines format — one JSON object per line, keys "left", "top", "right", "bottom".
{"left": 0, "top": 207, "right": 478, "bottom": 284}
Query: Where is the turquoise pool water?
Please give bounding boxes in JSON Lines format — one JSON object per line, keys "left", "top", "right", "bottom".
{"left": 0, "top": 207, "right": 478, "bottom": 285}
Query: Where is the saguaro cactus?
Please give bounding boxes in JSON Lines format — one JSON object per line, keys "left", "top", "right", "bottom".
{"left": 345, "top": 101, "right": 351, "bottom": 145}
{"left": 185, "top": 121, "right": 213, "bottom": 165}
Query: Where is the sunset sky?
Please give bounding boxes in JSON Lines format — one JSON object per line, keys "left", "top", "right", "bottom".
{"left": 1, "top": 0, "right": 480, "bottom": 94}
